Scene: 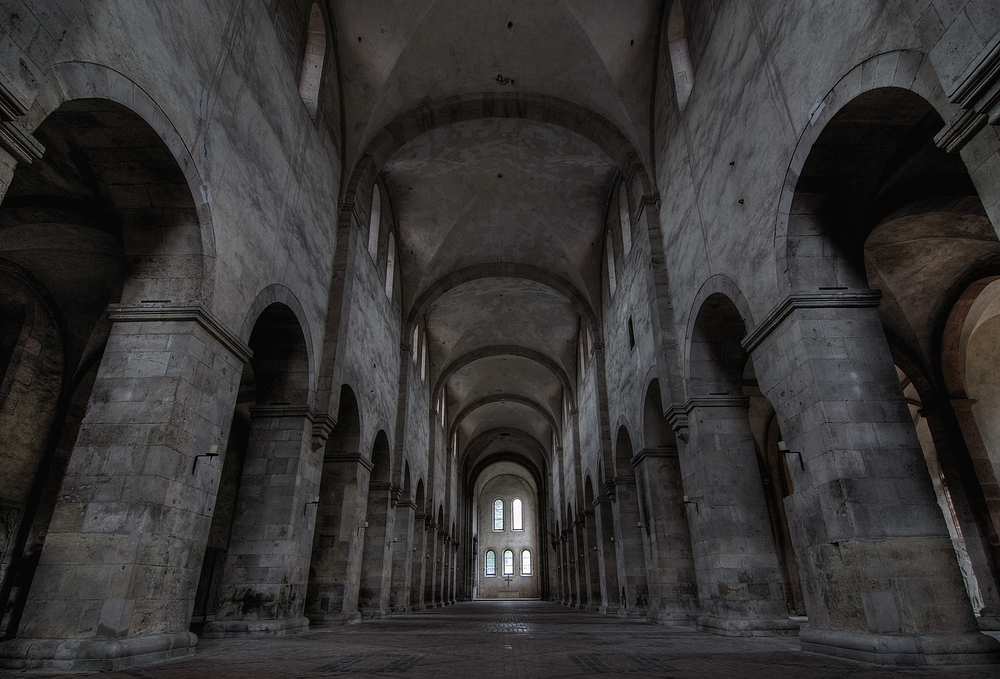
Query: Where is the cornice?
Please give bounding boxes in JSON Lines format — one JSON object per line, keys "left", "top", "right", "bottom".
{"left": 741, "top": 290, "right": 881, "bottom": 354}
{"left": 108, "top": 302, "right": 253, "bottom": 363}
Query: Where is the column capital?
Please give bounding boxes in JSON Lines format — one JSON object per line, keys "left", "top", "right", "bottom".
{"left": 323, "top": 451, "right": 375, "bottom": 472}
{"left": 108, "top": 301, "right": 253, "bottom": 363}
{"left": 741, "top": 289, "right": 881, "bottom": 354}
{"left": 631, "top": 446, "right": 678, "bottom": 467}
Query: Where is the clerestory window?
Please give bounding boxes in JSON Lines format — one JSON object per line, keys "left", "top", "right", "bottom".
{"left": 512, "top": 498, "right": 523, "bottom": 531}
{"left": 485, "top": 550, "right": 496, "bottom": 576}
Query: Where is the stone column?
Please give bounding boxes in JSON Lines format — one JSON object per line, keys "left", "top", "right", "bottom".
{"left": 410, "top": 515, "right": 427, "bottom": 610}
{"left": 668, "top": 398, "right": 793, "bottom": 635}
{"left": 565, "top": 531, "right": 579, "bottom": 607}
{"left": 303, "top": 452, "right": 371, "bottom": 626}
{"left": 573, "top": 515, "right": 589, "bottom": 608}
{"left": 204, "top": 406, "right": 324, "bottom": 637}
{"left": 609, "top": 477, "right": 649, "bottom": 618}
{"left": 924, "top": 403, "right": 1000, "bottom": 623}
{"left": 424, "top": 522, "right": 438, "bottom": 606}
{"left": 950, "top": 398, "right": 1000, "bottom": 551}
{"left": 357, "top": 482, "right": 394, "bottom": 618}
{"left": 633, "top": 447, "right": 697, "bottom": 624}
{"left": 594, "top": 497, "right": 620, "bottom": 615}
{"left": 746, "top": 294, "right": 1000, "bottom": 663}
{"left": 389, "top": 500, "right": 415, "bottom": 613}
{"left": 581, "top": 509, "right": 602, "bottom": 610}
{"left": 0, "top": 307, "right": 248, "bottom": 671}
{"left": 449, "top": 542, "right": 458, "bottom": 603}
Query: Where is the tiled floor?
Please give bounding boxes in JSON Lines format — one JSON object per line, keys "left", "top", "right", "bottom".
{"left": 6, "top": 601, "right": 1000, "bottom": 678}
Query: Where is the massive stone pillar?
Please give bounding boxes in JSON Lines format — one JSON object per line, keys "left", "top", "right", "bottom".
{"left": 581, "top": 509, "right": 602, "bottom": 610}
{"left": 573, "top": 515, "right": 592, "bottom": 609}
{"left": 609, "top": 476, "right": 649, "bottom": 618}
{"left": 423, "top": 523, "right": 438, "bottom": 606}
{"left": 594, "top": 496, "right": 620, "bottom": 615}
{"left": 357, "top": 481, "right": 394, "bottom": 618}
{"left": 668, "top": 398, "right": 793, "bottom": 635}
{"left": 0, "top": 310, "right": 248, "bottom": 670}
{"left": 747, "top": 295, "right": 1000, "bottom": 663}
{"left": 389, "top": 500, "right": 415, "bottom": 613}
{"left": 633, "top": 447, "right": 697, "bottom": 624}
{"left": 410, "top": 514, "right": 427, "bottom": 610}
{"left": 205, "top": 406, "right": 323, "bottom": 637}
{"left": 304, "top": 452, "right": 371, "bottom": 625}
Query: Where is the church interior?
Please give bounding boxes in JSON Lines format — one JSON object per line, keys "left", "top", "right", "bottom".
{"left": 1, "top": 0, "right": 1000, "bottom": 673}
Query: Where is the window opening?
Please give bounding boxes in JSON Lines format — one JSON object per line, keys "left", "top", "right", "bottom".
{"left": 512, "top": 498, "right": 523, "bottom": 531}
{"left": 420, "top": 340, "right": 428, "bottom": 381}
{"left": 628, "top": 316, "right": 635, "bottom": 350}
{"left": 485, "top": 550, "right": 496, "bottom": 576}
{"left": 667, "top": 0, "right": 695, "bottom": 113}
{"left": 411, "top": 326, "right": 419, "bottom": 364}
{"left": 385, "top": 232, "right": 396, "bottom": 299}
{"left": 368, "top": 186, "right": 381, "bottom": 260}
{"left": 619, "top": 183, "right": 632, "bottom": 256}
{"left": 298, "top": 3, "right": 326, "bottom": 119}
{"left": 493, "top": 499, "right": 504, "bottom": 531}
{"left": 503, "top": 549, "right": 514, "bottom": 576}
{"left": 521, "top": 550, "right": 531, "bottom": 575}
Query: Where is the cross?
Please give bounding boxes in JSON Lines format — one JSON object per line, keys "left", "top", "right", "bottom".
{"left": 504, "top": 575, "right": 513, "bottom": 587}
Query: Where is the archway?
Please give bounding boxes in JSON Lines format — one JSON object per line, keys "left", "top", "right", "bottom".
{"left": 762, "top": 83, "right": 1000, "bottom": 661}
{"left": 613, "top": 426, "right": 649, "bottom": 616}
{"left": 473, "top": 461, "right": 540, "bottom": 600}
{"left": 0, "top": 95, "right": 223, "bottom": 666}
{"left": 684, "top": 292, "right": 793, "bottom": 634}
{"left": 306, "top": 385, "right": 365, "bottom": 625}
{"left": 358, "top": 431, "right": 393, "bottom": 617}
{"left": 636, "top": 379, "right": 697, "bottom": 623}
{"left": 204, "top": 303, "right": 314, "bottom": 637}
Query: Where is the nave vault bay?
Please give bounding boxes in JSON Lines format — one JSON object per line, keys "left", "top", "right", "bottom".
{"left": 1, "top": 0, "right": 1000, "bottom": 671}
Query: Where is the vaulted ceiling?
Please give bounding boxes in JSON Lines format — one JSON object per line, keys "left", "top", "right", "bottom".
{"left": 333, "top": 0, "right": 661, "bottom": 471}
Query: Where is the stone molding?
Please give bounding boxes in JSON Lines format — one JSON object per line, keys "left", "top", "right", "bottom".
{"left": 323, "top": 451, "right": 375, "bottom": 472}
{"left": 0, "top": 119, "right": 44, "bottom": 164}
{"left": 741, "top": 290, "right": 882, "bottom": 354}
{"left": 108, "top": 302, "right": 253, "bottom": 363}
{"left": 630, "top": 446, "right": 678, "bottom": 467}
{"left": 935, "top": 34, "right": 1000, "bottom": 152}
{"left": 0, "top": 81, "right": 44, "bottom": 165}
{"left": 636, "top": 192, "right": 660, "bottom": 223}
{"left": 249, "top": 405, "right": 318, "bottom": 420}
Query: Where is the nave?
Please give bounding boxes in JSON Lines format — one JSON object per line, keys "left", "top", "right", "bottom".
{"left": 14, "top": 602, "right": 1000, "bottom": 679}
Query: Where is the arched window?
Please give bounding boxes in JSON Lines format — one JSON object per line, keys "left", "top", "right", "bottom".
{"left": 667, "top": 0, "right": 695, "bottom": 113}
{"left": 512, "top": 498, "right": 523, "bottom": 531}
{"left": 606, "top": 230, "right": 617, "bottom": 297}
{"left": 385, "top": 231, "right": 396, "bottom": 299}
{"left": 298, "top": 3, "right": 326, "bottom": 119}
{"left": 411, "top": 325, "right": 419, "bottom": 364}
{"left": 619, "top": 183, "right": 632, "bottom": 256}
{"left": 485, "top": 550, "right": 496, "bottom": 576}
{"left": 503, "top": 549, "right": 514, "bottom": 576}
{"left": 368, "top": 186, "right": 381, "bottom": 260}
{"left": 493, "top": 499, "right": 504, "bottom": 531}
{"left": 420, "top": 339, "right": 428, "bottom": 381}
{"left": 521, "top": 549, "right": 532, "bottom": 575}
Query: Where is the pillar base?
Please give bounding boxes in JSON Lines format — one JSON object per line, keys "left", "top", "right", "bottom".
{"left": 697, "top": 615, "right": 800, "bottom": 636}
{"left": 307, "top": 611, "right": 361, "bottom": 626}
{"left": 600, "top": 604, "right": 620, "bottom": 616}
{"left": 800, "top": 626, "right": 1000, "bottom": 665}
{"left": 0, "top": 632, "right": 196, "bottom": 671}
{"left": 201, "top": 616, "right": 309, "bottom": 638}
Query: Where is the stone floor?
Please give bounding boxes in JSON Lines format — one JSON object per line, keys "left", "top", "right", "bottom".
{"left": 5, "top": 601, "right": 1000, "bottom": 678}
